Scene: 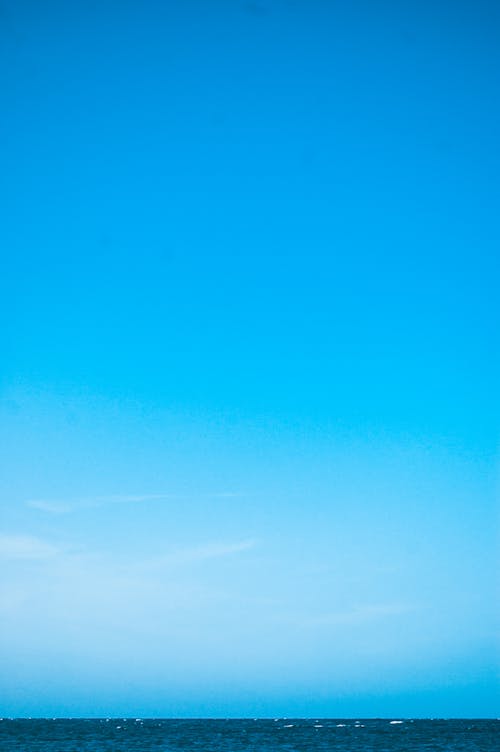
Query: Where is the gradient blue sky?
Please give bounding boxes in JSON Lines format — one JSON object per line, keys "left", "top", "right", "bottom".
{"left": 1, "top": 0, "right": 498, "bottom": 717}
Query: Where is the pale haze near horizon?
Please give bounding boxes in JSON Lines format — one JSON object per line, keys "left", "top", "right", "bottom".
{"left": 0, "top": 0, "right": 498, "bottom": 718}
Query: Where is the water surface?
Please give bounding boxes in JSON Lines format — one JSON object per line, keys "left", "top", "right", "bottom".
{"left": 0, "top": 718, "right": 497, "bottom": 751}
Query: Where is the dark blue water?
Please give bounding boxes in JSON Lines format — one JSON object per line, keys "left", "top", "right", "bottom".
{"left": 0, "top": 718, "right": 497, "bottom": 751}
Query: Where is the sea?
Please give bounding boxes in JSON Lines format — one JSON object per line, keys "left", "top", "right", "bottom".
{"left": 0, "top": 718, "right": 497, "bottom": 752}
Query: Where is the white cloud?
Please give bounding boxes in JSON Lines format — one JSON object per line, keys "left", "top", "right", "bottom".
{"left": 302, "top": 602, "right": 418, "bottom": 627}
{"left": 26, "top": 500, "right": 73, "bottom": 514}
{"left": 26, "top": 492, "right": 241, "bottom": 513}
{"left": 98, "top": 494, "right": 176, "bottom": 504}
{"left": 140, "top": 539, "right": 256, "bottom": 569}
{"left": 26, "top": 493, "right": 175, "bottom": 513}
{"left": 0, "top": 534, "right": 59, "bottom": 560}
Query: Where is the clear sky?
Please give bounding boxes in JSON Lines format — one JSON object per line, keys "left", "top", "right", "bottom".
{"left": 1, "top": 0, "right": 498, "bottom": 718}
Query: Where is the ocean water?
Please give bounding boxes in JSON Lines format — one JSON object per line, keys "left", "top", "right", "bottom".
{"left": 0, "top": 718, "right": 497, "bottom": 752}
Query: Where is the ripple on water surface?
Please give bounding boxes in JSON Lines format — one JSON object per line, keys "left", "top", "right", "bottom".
{"left": 0, "top": 718, "right": 498, "bottom": 752}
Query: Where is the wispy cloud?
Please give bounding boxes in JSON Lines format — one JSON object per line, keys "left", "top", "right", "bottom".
{"left": 1, "top": 529, "right": 255, "bottom": 571}
{"left": 301, "top": 602, "right": 418, "bottom": 627}
{"left": 26, "top": 493, "right": 175, "bottom": 514}
{"left": 26, "top": 492, "right": 242, "bottom": 514}
{"left": 27, "top": 500, "right": 73, "bottom": 514}
{"left": 139, "top": 539, "right": 257, "bottom": 570}
{"left": 0, "top": 534, "right": 60, "bottom": 560}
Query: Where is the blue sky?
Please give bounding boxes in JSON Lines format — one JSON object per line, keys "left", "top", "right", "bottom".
{"left": 0, "top": 0, "right": 498, "bottom": 717}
